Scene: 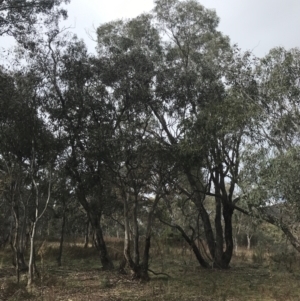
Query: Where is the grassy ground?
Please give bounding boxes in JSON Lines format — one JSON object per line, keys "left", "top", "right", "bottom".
{"left": 1, "top": 239, "right": 300, "bottom": 301}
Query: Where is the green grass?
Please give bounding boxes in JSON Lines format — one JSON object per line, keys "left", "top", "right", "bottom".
{"left": 1, "top": 241, "right": 300, "bottom": 300}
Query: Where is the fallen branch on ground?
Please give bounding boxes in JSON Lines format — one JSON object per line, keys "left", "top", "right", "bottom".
{"left": 148, "top": 268, "right": 171, "bottom": 278}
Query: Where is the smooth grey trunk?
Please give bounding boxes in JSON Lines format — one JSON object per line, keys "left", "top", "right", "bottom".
{"left": 122, "top": 193, "right": 146, "bottom": 279}
{"left": 234, "top": 237, "right": 238, "bottom": 253}
{"left": 123, "top": 194, "right": 134, "bottom": 266}
{"left": 247, "top": 234, "right": 252, "bottom": 250}
{"left": 12, "top": 202, "right": 20, "bottom": 283}
{"left": 27, "top": 162, "right": 51, "bottom": 288}
{"left": 234, "top": 222, "right": 241, "bottom": 254}
{"left": 133, "top": 195, "right": 139, "bottom": 266}
{"left": 27, "top": 223, "right": 36, "bottom": 287}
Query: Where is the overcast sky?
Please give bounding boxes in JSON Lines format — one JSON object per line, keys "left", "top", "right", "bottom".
{"left": 1, "top": 0, "right": 300, "bottom": 58}
{"left": 58, "top": 0, "right": 300, "bottom": 58}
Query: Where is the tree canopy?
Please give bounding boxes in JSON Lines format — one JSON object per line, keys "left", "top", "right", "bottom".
{"left": 0, "top": 0, "right": 69, "bottom": 39}
{"left": 1, "top": 0, "right": 300, "bottom": 284}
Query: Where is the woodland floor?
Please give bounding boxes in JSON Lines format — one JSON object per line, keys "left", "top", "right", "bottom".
{"left": 1, "top": 239, "right": 300, "bottom": 301}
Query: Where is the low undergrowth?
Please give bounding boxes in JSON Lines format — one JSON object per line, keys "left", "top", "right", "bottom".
{"left": 1, "top": 241, "right": 300, "bottom": 301}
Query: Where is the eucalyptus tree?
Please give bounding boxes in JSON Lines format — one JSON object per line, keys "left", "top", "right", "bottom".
{"left": 0, "top": 68, "right": 32, "bottom": 280}
{"left": 0, "top": 0, "right": 69, "bottom": 40}
{"left": 112, "top": 134, "right": 166, "bottom": 280}
{"left": 0, "top": 65, "right": 59, "bottom": 284}
{"left": 257, "top": 47, "right": 300, "bottom": 150}
{"left": 23, "top": 31, "right": 117, "bottom": 270}
{"left": 150, "top": 0, "right": 259, "bottom": 268}
{"left": 0, "top": 68, "right": 29, "bottom": 275}
{"left": 13, "top": 69, "right": 60, "bottom": 288}
{"left": 96, "top": 15, "right": 174, "bottom": 279}
{"left": 240, "top": 47, "right": 300, "bottom": 253}
{"left": 118, "top": 137, "right": 173, "bottom": 280}
{"left": 95, "top": 0, "right": 259, "bottom": 269}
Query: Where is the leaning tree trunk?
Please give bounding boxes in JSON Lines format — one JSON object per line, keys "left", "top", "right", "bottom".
{"left": 175, "top": 224, "right": 210, "bottom": 269}
{"left": 159, "top": 218, "right": 210, "bottom": 269}
{"left": 238, "top": 205, "right": 300, "bottom": 254}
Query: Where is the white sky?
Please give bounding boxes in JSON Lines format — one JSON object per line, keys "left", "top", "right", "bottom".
{"left": 1, "top": 0, "right": 300, "bottom": 58}
{"left": 59, "top": 0, "right": 300, "bottom": 58}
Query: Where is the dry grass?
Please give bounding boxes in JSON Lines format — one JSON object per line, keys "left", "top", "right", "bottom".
{"left": 1, "top": 241, "right": 300, "bottom": 301}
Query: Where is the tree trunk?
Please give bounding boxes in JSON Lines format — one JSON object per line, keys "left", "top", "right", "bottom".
{"left": 132, "top": 196, "right": 139, "bottom": 266}
{"left": 139, "top": 194, "right": 162, "bottom": 280}
{"left": 214, "top": 196, "right": 224, "bottom": 268}
{"left": 280, "top": 225, "right": 300, "bottom": 253}
{"left": 247, "top": 234, "right": 251, "bottom": 250}
{"left": 234, "top": 222, "right": 241, "bottom": 254}
{"left": 89, "top": 211, "right": 114, "bottom": 270}
{"left": 76, "top": 186, "right": 114, "bottom": 270}
{"left": 175, "top": 224, "right": 210, "bottom": 268}
{"left": 123, "top": 194, "right": 149, "bottom": 280}
{"left": 27, "top": 223, "right": 36, "bottom": 287}
{"left": 222, "top": 202, "right": 234, "bottom": 268}
{"left": 234, "top": 237, "right": 238, "bottom": 253}
{"left": 27, "top": 227, "right": 40, "bottom": 287}
{"left": 236, "top": 205, "right": 300, "bottom": 255}
{"left": 84, "top": 219, "right": 89, "bottom": 248}
{"left": 118, "top": 255, "right": 127, "bottom": 274}
{"left": 185, "top": 171, "right": 216, "bottom": 259}
{"left": 11, "top": 198, "right": 28, "bottom": 283}
{"left": 185, "top": 167, "right": 236, "bottom": 269}
{"left": 57, "top": 204, "right": 66, "bottom": 266}
{"left": 123, "top": 196, "right": 136, "bottom": 272}
{"left": 258, "top": 209, "right": 300, "bottom": 253}
{"left": 140, "top": 235, "right": 151, "bottom": 281}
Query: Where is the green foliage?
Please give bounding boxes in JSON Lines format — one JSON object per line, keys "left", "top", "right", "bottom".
{"left": 2, "top": 0, "right": 300, "bottom": 283}
{"left": 0, "top": 0, "right": 70, "bottom": 39}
